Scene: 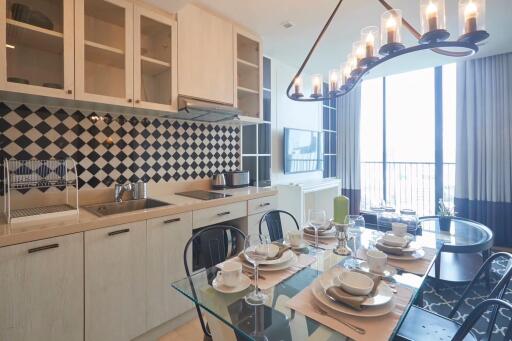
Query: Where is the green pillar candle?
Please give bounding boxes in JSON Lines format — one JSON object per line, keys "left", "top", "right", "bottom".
{"left": 333, "top": 195, "right": 350, "bottom": 224}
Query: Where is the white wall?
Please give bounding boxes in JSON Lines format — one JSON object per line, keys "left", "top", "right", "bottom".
{"left": 268, "top": 57, "right": 324, "bottom": 185}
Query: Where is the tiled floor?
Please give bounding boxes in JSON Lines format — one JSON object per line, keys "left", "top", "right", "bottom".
{"left": 159, "top": 318, "right": 203, "bottom": 341}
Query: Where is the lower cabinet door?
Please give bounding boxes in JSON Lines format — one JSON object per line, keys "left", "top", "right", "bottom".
{"left": 85, "top": 222, "right": 146, "bottom": 341}
{"left": 146, "top": 212, "right": 194, "bottom": 329}
{"left": 0, "top": 233, "right": 84, "bottom": 341}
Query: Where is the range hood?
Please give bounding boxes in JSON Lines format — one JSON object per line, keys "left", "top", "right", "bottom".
{"left": 177, "top": 96, "right": 242, "bottom": 123}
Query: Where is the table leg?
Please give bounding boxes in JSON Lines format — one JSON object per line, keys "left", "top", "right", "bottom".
{"left": 434, "top": 252, "right": 441, "bottom": 289}
{"left": 483, "top": 249, "right": 491, "bottom": 290}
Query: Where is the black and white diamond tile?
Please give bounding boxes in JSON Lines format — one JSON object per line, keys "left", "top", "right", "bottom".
{"left": 0, "top": 102, "right": 240, "bottom": 191}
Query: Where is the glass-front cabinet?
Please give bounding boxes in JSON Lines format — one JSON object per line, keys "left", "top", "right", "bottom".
{"left": 75, "top": 0, "right": 133, "bottom": 106}
{"left": 134, "top": 5, "right": 177, "bottom": 111}
{"left": 0, "top": 0, "right": 74, "bottom": 98}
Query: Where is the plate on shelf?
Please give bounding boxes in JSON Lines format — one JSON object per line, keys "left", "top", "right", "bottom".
{"left": 317, "top": 267, "right": 394, "bottom": 307}
{"left": 212, "top": 274, "right": 252, "bottom": 294}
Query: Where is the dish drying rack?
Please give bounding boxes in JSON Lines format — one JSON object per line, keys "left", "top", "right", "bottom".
{"left": 2, "top": 158, "right": 79, "bottom": 223}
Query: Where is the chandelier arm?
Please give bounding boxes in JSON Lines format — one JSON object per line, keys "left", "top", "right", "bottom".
{"left": 376, "top": 0, "right": 473, "bottom": 57}
{"left": 286, "top": 0, "right": 345, "bottom": 98}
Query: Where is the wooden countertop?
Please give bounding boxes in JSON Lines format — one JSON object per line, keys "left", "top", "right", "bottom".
{"left": 0, "top": 187, "right": 277, "bottom": 248}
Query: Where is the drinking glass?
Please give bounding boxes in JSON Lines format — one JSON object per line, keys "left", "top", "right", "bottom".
{"left": 244, "top": 234, "right": 270, "bottom": 305}
{"left": 308, "top": 209, "right": 327, "bottom": 253}
{"left": 344, "top": 215, "right": 365, "bottom": 268}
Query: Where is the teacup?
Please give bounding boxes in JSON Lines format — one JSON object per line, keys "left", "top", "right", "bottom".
{"left": 392, "top": 222, "right": 408, "bottom": 237}
{"left": 367, "top": 249, "right": 387, "bottom": 274}
{"left": 217, "top": 261, "right": 242, "bottom": 287}
{"left": 287, "top": 230, "right": 303, "bottom": 247}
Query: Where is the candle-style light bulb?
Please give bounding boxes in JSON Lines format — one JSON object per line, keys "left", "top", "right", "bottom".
{"left": 329, "top": 69, "right": 338, "bottom": 92}
{"left": 365, "top": 32, "right": 375, "bottom": 57}
{"left": 386, "top": 16, "right": 397, "bottom": 43}
{"left": 311, "top": 74, "right": 322, "bottom": 96}
{"left": 426, "top": 1, "right": 439, "bottom": 31}
{"left": 293, "top": 76, "right": 302, "bottom": 96}
{"left": 464, "top": 1, "right": 478, "bottom": 33}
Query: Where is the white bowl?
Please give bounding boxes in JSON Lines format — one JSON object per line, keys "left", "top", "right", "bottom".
{"left": 337, "top": 271, "right": 374, "bottom": 296}
{"left": 381, "top": 234, "right": 407, "bottom": 247}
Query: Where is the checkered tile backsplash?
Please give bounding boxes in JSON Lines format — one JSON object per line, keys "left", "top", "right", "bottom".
{"left": 0, "top": 102, "right": 241, "bottom": 191}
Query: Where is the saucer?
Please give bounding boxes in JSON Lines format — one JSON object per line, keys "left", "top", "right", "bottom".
{"left": 212, "top": 274, "right": 252, "bottom": 294}
{"left": 356, "top": 261, "right": 397, "bottom": 277}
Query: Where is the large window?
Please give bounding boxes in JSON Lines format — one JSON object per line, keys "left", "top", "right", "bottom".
{"left": 360, "top": 64, "right": 456, "bottom": 216}
{"left": 322, "top": 83, "right": 338, "bottom": 178}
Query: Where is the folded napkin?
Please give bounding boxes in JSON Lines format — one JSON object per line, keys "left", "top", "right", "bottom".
{"left": 267, "top": 242, "right": 291, "bottom": 260}
{"left": 381, "top": 236, "right": 411, "bottom": 248}
{"left": 325, "top": 273, "right": 382, "bottom": 311}
{"left": 375, "top": 242, "right": 404, "bottom": 255}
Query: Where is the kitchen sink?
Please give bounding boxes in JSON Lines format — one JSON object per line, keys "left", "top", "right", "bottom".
{"left": 83, "top": 198, "right": 172, "bottom": 217}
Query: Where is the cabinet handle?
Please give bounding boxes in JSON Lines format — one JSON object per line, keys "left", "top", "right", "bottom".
{"left": 108, "top": 228, "right": 130, "bottom": 236}
{"left": 259, "top": 203, "right": 270, "bottom": 207}
{"left": 128, "top": 98, "right": 133, "bottom": 103}
{"left": 217, "top": 211, "right": 231, "bottom": 217}
{"left": 163, "top": 218, "right": 181, "bottom": 224}
{"left": 67, "top": 89, "right": 73, "bottom": 94}
{"left": 135, "top": 99, "right": 140, "bottom": 104}
{"left": 28, "top": 243, "right": 59, "bottom": 254}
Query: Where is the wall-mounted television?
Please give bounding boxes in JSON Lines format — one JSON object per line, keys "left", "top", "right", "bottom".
{"left": 283, "top": 128, "right": 323, "bottom": 174}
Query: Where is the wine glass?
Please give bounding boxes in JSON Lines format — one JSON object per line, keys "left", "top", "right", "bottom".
{"left": 308, "top": 209, "right": 327, "bottom": 253}
{"left": 244, "top": 234, "right": 270, "bottom": 305}
{"left": 344, "top": 215, "right": 365, "bottom": 268}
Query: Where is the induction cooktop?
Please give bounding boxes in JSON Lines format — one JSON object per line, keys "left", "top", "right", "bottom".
{"left": 175, "top": 190, "right": 232, "bottom": 201}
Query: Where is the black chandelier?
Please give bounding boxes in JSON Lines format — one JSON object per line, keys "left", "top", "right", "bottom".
{"left": 287, "top": 0, "right": 489, "bottom": 102}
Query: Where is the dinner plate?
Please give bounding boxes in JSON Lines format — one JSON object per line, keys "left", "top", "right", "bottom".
{"left": 317, "top": 267, "right": 393, "bottom": 307}
{"left": 311, "top": 279, "right": 395, "bottom": 317}
{"left": 241, "top": 252, "right": 298, "bottom": 272}
{"left": 303, "top": 227, "right": 337, "bottom": 239}
{"left": 356, "top": 261, "right": 397, "bottom": 277}
{"left": 386, "top": 248, "right": 426, "bottom": 261}
{"left": 385, "top": 232, "right": 414, "bottom": 241}
{"left": 283, "top": 241, "right": 309, "bottom": 250}
{"left": 212, "top": 274, "right": 252, "bottom": 293}
{"left": 376, "top": 240, "right": 422, "bottom": 253}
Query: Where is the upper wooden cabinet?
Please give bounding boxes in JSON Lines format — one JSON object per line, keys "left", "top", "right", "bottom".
{"left": 134, "top": 4, "right": 177, "bottom": 111}
{"left": 75, "top": 0, "right": 134, "bottom": 106}
{"left": 234, "top": 26, "right": 262, "bottom": 121}
{"left": 178, "top": 4, "right": 234, "bottom": 105}
{"left": 0, "top": 0, "right": 74, "bottom": 98}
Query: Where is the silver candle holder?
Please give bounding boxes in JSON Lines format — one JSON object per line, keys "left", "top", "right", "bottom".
{"left": 331, "top": 221, "right": 352, "bottom": 256}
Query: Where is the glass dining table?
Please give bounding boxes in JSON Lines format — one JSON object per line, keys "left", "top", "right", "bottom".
{"left": 171, "top": 226, "right": 481, "bottom": 340}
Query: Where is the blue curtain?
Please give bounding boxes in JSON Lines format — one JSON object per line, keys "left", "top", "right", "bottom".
{"left": 455, "top": 52, "right": 512, "bottom": 247}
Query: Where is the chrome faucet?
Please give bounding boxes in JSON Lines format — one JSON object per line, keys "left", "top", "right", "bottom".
{"left": 114, "top": 182, "right": 134, "bottom": 202}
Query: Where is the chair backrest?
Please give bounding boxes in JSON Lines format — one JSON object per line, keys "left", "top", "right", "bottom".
{"left": 451, "top": 299, "right": 512, "bottom": 341}
{"left": 448, "top": 252, "right": 512, "bottom": 319}
{"left": 259, "top": 210, "right": 300, "bottom": 242}
{"left": 182, "top": 225, "right": 246, "bottom": 338}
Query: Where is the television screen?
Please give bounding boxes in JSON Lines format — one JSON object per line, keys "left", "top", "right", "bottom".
{"left": 283, "top": 128, "right": 323, "bottom": 174}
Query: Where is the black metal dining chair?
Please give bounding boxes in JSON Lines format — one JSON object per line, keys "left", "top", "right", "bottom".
{"left": 396, "top": 298, "right": 512, "bottom": 341}
{"left": 397, "top": 252, "right": 512, "bottom": 341}
{"left": 183, "top": 225, "right": 247, "bottom": 341}
{"left": 259, "top": 209, "right": 300, "bottom": 242}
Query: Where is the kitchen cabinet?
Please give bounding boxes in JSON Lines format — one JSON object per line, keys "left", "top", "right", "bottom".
{"left": 0, "top": 0, "right": 74, "bottom": 99}
{"left": 75, "top": 0, "right": 134, "bottom": 106}
{"left": 134, "top": 4, "right": 177, "bottom": 111}
{"left": 178, "top": 4, "right": 234, "bottom": 105}
{"left": 146, "top": 212, "right": 193, "bottom": 329}
{"left": 234, "top": 26, "right": 263, "bottom": 121}
{"left": 193, "top": 201, "right": 247, "bottom": 228}
{"left": 0, "top": 233, "right": 84, "bottom": 341}
{"left": 84, "top": 221, "right": 146, "bottom": 341}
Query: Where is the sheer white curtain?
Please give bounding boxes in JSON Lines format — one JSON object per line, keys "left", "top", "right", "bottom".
{"left": 336, "top": 85, "right": 362, "bottom": 214}
{"left": 455, "top": 52, "right": 512, "bottom": 246}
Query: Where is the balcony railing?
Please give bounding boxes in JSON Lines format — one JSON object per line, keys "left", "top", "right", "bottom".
{"left": 360, "top": 161, "right": 455, "bottom": 217}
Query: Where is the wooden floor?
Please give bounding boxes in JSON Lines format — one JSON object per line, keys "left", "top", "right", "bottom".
{"left": 159, "top": 318, "right": 203, "bottom": 341}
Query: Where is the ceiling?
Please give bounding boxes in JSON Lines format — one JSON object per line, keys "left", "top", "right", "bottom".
{"left": 148, "top": 0, "right": 512, "bottom": 77}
